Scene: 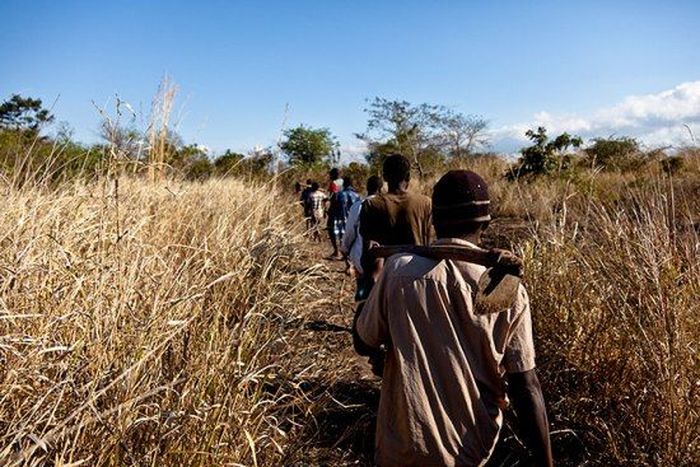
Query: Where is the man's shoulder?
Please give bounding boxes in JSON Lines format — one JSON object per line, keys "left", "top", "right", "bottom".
{"left": 408, "top": 191, "right": 432, "bottom": 208}
{"left": 366, "top": 191, "right": 430, "bottom": 207}
{"left": 382, "top": 253, "right": 450, "bottom": 283}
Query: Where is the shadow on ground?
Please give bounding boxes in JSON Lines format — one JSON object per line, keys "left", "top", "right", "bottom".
{"left": 285, "top": 378, "right": 379, "bottom": 466}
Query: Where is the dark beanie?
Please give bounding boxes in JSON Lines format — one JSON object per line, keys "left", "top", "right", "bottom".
{"left": 432, "top": 170, "right": 491, "bottom": 226}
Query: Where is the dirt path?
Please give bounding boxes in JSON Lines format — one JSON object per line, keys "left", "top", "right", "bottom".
{"left": 282, "top": 239, "right": 379, "bottom": 465}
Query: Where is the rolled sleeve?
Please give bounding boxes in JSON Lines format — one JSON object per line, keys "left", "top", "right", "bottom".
{"left": 504, "top": 287, "right": 537, "bottom": 373}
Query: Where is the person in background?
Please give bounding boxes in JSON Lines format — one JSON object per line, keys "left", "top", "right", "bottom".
{"left": 341, "top": 175, "right": 383, "bottom": 297}
{"left": 299, "top": 179, "right": 313, "bottom": 229}
{"left": 299, "top": 179, "right": 314, "bottom": 229}
{"left": 355, "top": 170, "right": 553, "bottom": 467}
{"left": 305, "top": 182, "right": 326, "bottom": 242}
{"left": 327, "top": 175, "right": 360, "bottom": 259}
{"left": 327, "top": 168, "right": 343, "bottom": 193}
{"left": 359, "top": 153, "right": 432, "bottom": 287}
{"left": 352, "top": 154, "right": 432, "bottom": 374}
{"left": 325, "top": 168, "right": 345, "bottom": 258}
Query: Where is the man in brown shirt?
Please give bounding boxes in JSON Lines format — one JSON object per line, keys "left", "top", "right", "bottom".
{"left": 359, "top": 153, "right": 432, "bottom": 286}
{"left": 355, "top": 170, "right": 553, "bottom": 466}
{"left": 353, "top": 154, "right": 433, "bottom": 372}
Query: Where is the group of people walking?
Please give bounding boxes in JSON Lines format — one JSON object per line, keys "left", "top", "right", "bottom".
{"left": 298, "top": 154, "right": 553, "bottom": 466}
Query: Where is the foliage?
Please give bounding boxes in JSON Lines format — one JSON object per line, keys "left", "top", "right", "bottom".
{"left": 213, "top": 149, "right": 245, "bottom": 175}
{"left": 212, "top": 149, "right": 275, "bottom": 180}
{"left": 661, "top": 155, "right": 685, "bottom": 175}
{"left": 434, "top": 109, "right": 489, "bottom": 159}
{"left": 341, "top": 161, "right": 372, "bottom": 189}
{"left": 356, "top": 97, "right": 488, "bottom": 177}
{"left": 0, "top": 94, "right": 54, "bottom": 133}
{"left": 279, "top": 125, "right": 338, "bottom": 166}
{"left": 510, "top": 126, "right": 583, "bottom": 178}
{"left": 584, "top": 136, "right": 640, "bottom": 171}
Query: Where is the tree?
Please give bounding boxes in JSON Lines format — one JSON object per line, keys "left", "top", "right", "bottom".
{"left": 356, "top": 98, "right": 441, "bottom": 176}
{"left": 584, "top": 136, "right": 640, "bottom": 171}
{"left": 356, "top": 97, "right": 488, "bottom": 176}
{"left": 434, "top": 110, "right": 489, "bottom": 158}
{"left": 213, "top": 150, "right": 245, "bottom": 175}
{"left": 511, "top": 127, "right": 582, "bottom": 178}
{"left": 0, "top": 94, "right": 54, "bottom": 133}
{"left": 173, "top": 144, "right": 212, "bottom": 180}
{"left": 279, "top": 125, "right": 338, "bottom": 166}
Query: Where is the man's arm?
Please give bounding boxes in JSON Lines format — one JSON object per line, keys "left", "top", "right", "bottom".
{"left": 359, "top": 201, "right": 384, "bottom": 283}
{"left": 506, "top": 369, "right": 553, "bottom": 467}
{"left": 353, "top": 265, "right": 390, "bottom": 354}
{"left": 341, "top": 202, "right": 360, "bottom": 255}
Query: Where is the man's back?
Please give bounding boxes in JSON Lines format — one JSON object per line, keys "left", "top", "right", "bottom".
{"left": 359, "top": 191, "right": 432, "bottom": 247}
{"left": 334, "top": 187, "right": 361, "bottom": 220}
{"left": 307, "top": 191, "right": 326, "bottom": 219}
{"left": 356, "top": 238, "right": 536, "bottom": 466}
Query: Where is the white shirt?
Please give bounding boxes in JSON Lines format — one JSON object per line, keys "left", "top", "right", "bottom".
{"left": 341, "top": 195, "right": 374, "bottom": 274}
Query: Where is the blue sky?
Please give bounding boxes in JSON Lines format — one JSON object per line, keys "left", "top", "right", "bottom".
{"left": 2, "top": 0, "right": 699, "bottom": 156}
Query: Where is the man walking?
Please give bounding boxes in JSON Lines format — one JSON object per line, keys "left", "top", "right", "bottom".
{"left": 305, "top": 182, "right": 326, "bottom": 242}
{"left": 341, "top": 175, "right": 383, "bottom": 295}
{"left": 327, "top": 175, "right": 360, "bottom": 259}
{"left": 325, "top": 168, "right": 347, "bottom": 259}
{"left": 355, "top": 170, "right": 553, "bottom": 466}
{"left": 359, "top": 153, "right": 432, "bottom": 288}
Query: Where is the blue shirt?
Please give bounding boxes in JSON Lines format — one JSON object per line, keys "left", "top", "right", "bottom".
{"left": 333, "top": 186, "right": 361, "bottom": 220}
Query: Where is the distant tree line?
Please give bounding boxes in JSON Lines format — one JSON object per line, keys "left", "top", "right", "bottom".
{"left": 0, "top": 93, "right": 692, "bottom": 187}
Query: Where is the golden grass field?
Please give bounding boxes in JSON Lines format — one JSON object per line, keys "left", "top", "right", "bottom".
{"left": 0, "top": 158, "right": 698, "bottom": 465}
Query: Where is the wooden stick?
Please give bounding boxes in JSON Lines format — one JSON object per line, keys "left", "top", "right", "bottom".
{"left": 369, "top": 244, "right": 523, "bottom": 276}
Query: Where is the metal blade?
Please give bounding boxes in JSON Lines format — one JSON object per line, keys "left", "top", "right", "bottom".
{"left": 475, "top": 267, "right": 521, "bottom": 314}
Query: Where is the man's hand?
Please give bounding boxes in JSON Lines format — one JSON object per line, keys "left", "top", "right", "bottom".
{"left": 488, "top": 248, "right": 524, "bottom": 278}
{"left": 506, "top": 369, "right": 553, "bottom": 467}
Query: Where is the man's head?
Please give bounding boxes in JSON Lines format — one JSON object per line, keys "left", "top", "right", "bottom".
{"left": 382, "top": 154, "right": 411, "bottom": 189}
{"left": 343, "top": 176, "right": 353, "bottom": 189}
{"left": 366, "top": 175, "right": 383, "bottom": 196}
{"left": 311, "top": 181, "right": 320, "bottom": 191}
{"left": 306, "top": 178, "right": 313, "bottom": 185}
{"left": 329, "top": 168, "right": 340, "bottom": 181}
{"left": 432, "top": 170, "right": 491, "bottom": 239}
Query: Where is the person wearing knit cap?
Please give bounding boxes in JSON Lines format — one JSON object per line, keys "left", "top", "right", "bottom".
{"left": 355, "top": 170, "right": 553, "bottom": 467}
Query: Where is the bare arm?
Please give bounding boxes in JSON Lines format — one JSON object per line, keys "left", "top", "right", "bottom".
{"left": 359, "top": 202, "right": 384, "bottom": 284}
{"left": 506, "top": 369, "right": 553, "bottom": 467}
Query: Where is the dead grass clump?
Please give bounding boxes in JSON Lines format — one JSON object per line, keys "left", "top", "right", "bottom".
{"left": 0, "top": 177, "right": 324, "bottom": 465}
{"left": 523, "top": 182, "right": 699, "bottom": 465}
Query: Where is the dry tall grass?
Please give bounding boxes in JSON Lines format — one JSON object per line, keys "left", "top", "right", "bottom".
{"left": 1, "top": 156, "right": 698, "bottom": 465}
{"left": 0, "top": 177, "right": 327, "bottom": 465}
{"left": 524, "top": 183, "right": 699, "bottom": 465}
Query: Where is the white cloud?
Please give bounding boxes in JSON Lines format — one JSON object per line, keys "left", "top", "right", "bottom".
{"left": 494, "top": 80, "right": 700, "bottom": 152}
{"left": 339, "top": 141, "right": 368, "bottom": 164}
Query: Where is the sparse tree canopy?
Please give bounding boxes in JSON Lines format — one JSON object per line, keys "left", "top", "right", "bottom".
{"left": 279, "top": 125, "right": 338, "bottom": 166}
{"left": 0, "top": 94, "right": 54, "bottom": 133}
{"left": 434, "top": 109, "right": 489, "bottom": 158}
{"left": 511, "top": 126, "right": 582, "bottom": 178}
{"left": 356, "top": 97, "right": 488, "bottom": 176}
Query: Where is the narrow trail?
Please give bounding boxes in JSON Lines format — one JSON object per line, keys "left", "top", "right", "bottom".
{"left": 284, "top": 239, "right": 379, "bottom": 465}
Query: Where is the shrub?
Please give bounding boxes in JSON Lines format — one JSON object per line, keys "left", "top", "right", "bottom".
{"left": 509, "top": 127, "right": 583, "bottom": 179}
{"left": 584, "top": 136, "right": 640, "bottom": 171}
